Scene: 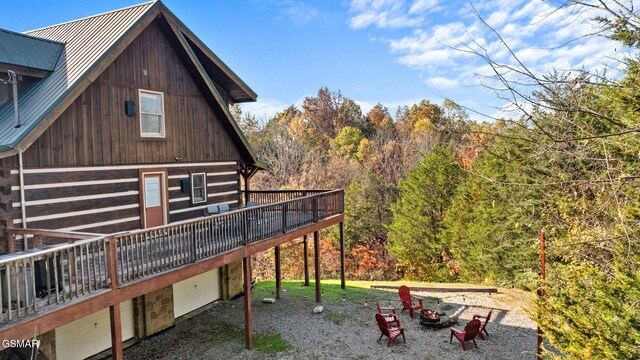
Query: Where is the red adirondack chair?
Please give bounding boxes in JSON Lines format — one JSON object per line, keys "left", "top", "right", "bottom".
{"left": 450, "top": 319, "right": 481, "bottom": 351}
{"left": 398, "top": 285, "right": 423, "bottom": 318}
{"left": 375, "top": 313, "right": 406, "bottom": 347}
{"left": 376, "top": 299, "right": 399, "bottom": 326}
{"left": 473, "top": 309, "right": 493, "bottom": 340}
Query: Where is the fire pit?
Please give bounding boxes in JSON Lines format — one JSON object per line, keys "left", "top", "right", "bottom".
{"left": 419, "top": 309, "right": 458, "bottom": 330}
{"left": 420, "top": 309, "right": 440, "bottom": 323}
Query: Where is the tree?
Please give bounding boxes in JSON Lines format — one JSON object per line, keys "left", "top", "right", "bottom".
{"left": 366, "top": 103, "right": 393, "bottom": 132}
{"left": 442, "top": 125, "right": 544, "bottom": 286}
{"left": 301, "top": 87, "right": 365, "bottom": 148}
{"left": 329, "top": 126, "right": 365, "bottom": 159}
{"left": 386, "top": 146, "right": 464, "bottom": 280}
{"left": 455, "top": 2, "right": 640, "bottom": 357}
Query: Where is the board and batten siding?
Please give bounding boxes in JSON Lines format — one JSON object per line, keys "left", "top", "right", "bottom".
{"left": 20, "top": 20, "right": 244, "bottom": 168}
{"left": 10, "top": 162, "right": 240, "bottom": 233}
{"left": 172, "top": 268, "right": 220, "bottom": 318}
{"left": 55, "top": 300, "right": 134, "bottom": 360}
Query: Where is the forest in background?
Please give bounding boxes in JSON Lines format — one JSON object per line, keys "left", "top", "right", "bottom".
{"left": 234, "top": 1, "right": 639, "bottom": 358}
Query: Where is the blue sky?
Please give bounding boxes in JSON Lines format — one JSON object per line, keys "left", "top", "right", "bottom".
{"left": 4, "top": 0, "right": 626, "bottom": 121}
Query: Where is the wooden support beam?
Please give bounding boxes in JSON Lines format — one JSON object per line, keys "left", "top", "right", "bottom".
{"left": 275, "top": 245, "right": 281, "bottom": 299}
{"left": 242, "top": 171, "right": 250, "bottom": 205}
{"left": 109, "top": 303, "right": 123, "bottom": 360}
{"left": 303, "top": 234, "right": 309, "bottom": 286}
{"left": 314, "top": 230, "right": 321, "bottom": 303}
{"left": 339, "top": 221, "right": 345, "bottom": 289}
{"left": 243, "top": 256, "right": 253, "bottom": 350}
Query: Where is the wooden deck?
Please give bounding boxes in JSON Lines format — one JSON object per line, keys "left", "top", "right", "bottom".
{"left": 0, "top": 190, "right": 344, "bottom": 339}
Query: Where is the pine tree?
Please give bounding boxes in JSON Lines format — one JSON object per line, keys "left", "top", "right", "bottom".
{"left": 386, "top": 146, "right": 463, "bottom": 280}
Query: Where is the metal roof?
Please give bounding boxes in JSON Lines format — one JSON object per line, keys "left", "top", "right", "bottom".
{"left": 0, "top": 29, "right": 64, "bottom": 71}
{"left": 0, "top": 1, "right": 156, "bottom": 152}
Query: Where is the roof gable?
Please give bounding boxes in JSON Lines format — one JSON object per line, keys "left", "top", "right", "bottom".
{"left": 0, "top": 1, "right": 156, "bottom": 154}
{"left": 0, "top": 1, "right": 264, "bottom": 168}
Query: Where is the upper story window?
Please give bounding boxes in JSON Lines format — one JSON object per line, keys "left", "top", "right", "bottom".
{"left": 191, "top": 172, "right": 207, "bottom": 204}
{"left": 139, "top": 90, "right": 165, "bottom": 137}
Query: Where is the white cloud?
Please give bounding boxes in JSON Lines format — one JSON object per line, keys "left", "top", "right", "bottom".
{"left": 239, "top": 98, "right": 290, "bottom": 120}
{"left": 426, "top": 76, "right": 459, "bottom": 88}
{"left": 485, "top": 10, "right": 508, "bottom": 28}
{"left": 285, "top": 2, "right": 319, "bottom": 25}
{"left": 348, "top": 0, "right": 428, "bottom": 29}
{"left": 409, "top": 0, "right": 439, "bottom": 14}
{"left": 271, "top": 1, "right": 320, "bottom": 25}
{"left": 354, "top": 99, "right": 375, "bottom": 114}
{"left": 347, "top": 0, "right": 629, "bottom": 121}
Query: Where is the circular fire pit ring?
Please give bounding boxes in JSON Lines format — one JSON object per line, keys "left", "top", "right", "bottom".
{"left": 419, "top": 309, "right": 458, "bottom": 330}
{"left": 420, "top": 309, "right": 442, "bottom": 323}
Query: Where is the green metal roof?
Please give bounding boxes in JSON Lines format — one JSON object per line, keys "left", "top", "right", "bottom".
{"left": 0, "top": 28, "right": 64, "bottom": 71}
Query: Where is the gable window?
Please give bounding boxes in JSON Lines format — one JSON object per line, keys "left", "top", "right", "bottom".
{"left": 191, "top": 173, "right": 207, "bottom": 204}
{"left": 139, "top": 90, "right": 165, "bottom": 137}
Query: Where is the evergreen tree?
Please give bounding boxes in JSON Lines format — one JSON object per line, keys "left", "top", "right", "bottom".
{"left": 386, "top": 146, "right": 464, "bottom": 280}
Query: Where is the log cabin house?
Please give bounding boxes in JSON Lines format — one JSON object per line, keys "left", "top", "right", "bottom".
{"left": 0, "top": 2, "right": 345, "bottom": 359}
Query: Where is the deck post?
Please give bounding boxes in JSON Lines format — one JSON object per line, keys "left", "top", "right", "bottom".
{"left": 243, "top": 171, "right": 250, "bottom": 206}
{"left": 109, "top": 303, "right": 123, "bottom": 360}
{"left": 339, "top": 221, "right": 345, "bottom": 289}
{"left": 314, "top": 230, "right": 321, "bottom": 303}
{"left": 243, "top": 256, "right": 253, "bottom": 350}
{"left": 107, "top": 235, "right": 123, "bottom": 359}
{"left": 303, "top": 234, "right": 309, "bottom": 286}
{"left": 275, "top": 245, "right": 281, "bottom": 299}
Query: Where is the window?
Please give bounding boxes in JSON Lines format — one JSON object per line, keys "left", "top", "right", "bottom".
{"left": 191, "top": 173, "right": 207, "bottom": 204}
{"left": 139, "top": 90, "right": 164, "bottom": 137}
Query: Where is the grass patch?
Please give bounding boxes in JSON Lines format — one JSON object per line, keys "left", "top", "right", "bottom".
{"left": 208, "top": 323, "right": 291, "bottom": 354}
{"left": 324, "top": 312, "right": 346, "bottom": 325}
{"left": 253, "top": 279, "right": 393, "bottom": 305}
{"left": 209, "top": 325, "right": 243, "bottom": 345}
{"left": 254, "top": 333, "right": 292, "bottom": 353}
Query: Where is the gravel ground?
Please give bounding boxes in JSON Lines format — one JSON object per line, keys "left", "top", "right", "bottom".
{"left": 124, "top": 285, "right": 538, "bottom": 360}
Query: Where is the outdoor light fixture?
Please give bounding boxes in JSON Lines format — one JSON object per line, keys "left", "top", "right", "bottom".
{"left": 125, "top": 100, "right": 136, "bottom": 116}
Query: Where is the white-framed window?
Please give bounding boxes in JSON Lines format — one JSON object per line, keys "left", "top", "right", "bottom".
{"left": 139, "top": 89, "right": 165, "bottom": 137}
{"left": 191, "top": 172, "right": 207, "bottom": 204}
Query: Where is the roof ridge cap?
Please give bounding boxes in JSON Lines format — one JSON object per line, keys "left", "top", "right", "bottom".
{"left": 24, "top": 0, "right": 157, "bottom": 34}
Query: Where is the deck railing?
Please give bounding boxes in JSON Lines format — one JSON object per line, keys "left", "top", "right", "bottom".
{"left": 0, "top": 236, "right": 110, "bottom": 323}
{"left": 0, "top": 189, "right": 343, "bottom": 325}
{"left": 241, "top": 189, "right": 330, "bottom": 206}
{"left": 115, "top": 189, "right": 343, "bottom": 284}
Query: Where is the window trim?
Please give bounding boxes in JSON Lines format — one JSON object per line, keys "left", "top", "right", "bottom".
{"left": 191, "top": 172, "right": 207, "bottom": 204}
{"left": 139, "top": 89, "right": 165, "bottom": 138}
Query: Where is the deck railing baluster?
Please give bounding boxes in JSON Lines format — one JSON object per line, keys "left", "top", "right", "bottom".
{"left": 7, "top": 263, "right": 13, "bottom": 320}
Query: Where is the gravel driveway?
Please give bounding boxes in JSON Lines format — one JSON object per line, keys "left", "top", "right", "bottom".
{"left": 124, "top": 284, "right": 538, "bottom": 359}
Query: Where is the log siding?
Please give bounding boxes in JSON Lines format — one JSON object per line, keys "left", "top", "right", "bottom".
{"left": 8, "top": 162, "right": 239, "bottom": 233}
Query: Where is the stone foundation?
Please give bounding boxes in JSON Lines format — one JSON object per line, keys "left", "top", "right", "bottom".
{"left": 132, "top": 286, "right": 175, "bottom": 337}
{"left": 220, "top": 260, "right": 244, "bottom": 299}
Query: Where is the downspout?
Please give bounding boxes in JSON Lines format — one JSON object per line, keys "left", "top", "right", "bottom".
{"left": 18, "top": 150, "right": 27, "bottom": 249}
